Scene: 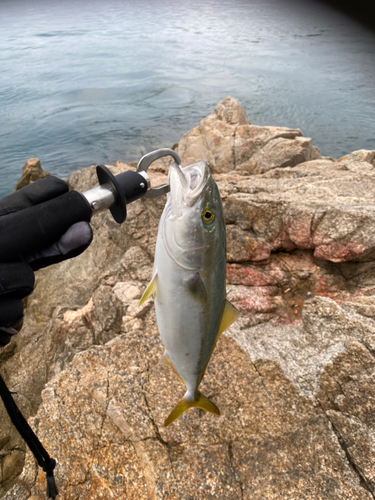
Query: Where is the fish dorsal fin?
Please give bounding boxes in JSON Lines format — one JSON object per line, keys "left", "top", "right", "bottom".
{"left": 138, "top": 272, "right": 157, "bottom": 307}
{"left": 218, "top": 300, "right": 239, "bottom": 337}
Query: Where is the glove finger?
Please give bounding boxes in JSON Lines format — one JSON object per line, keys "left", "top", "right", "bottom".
{"left": 0, "top": 263, "right": 35, "bottom": 298}
{"left": 0, "top": 297, "right": 24, "bottom": 346}
{"left": 28, "top": 221, "right": 93, "bottom": 271}
{"left": 0, "top": 191, "right": 92, "bottom": 263}
{"left": 0, "top": 332, "right": 12, "bottom": 347}
{"left": 57, "top": 221, "right": 93, "bottom": 255}
{"left": 0, "top": 296, "right": 24, "bottom": 328}
{"left": 0, "top": 176, "right": 69, "bottom": 215}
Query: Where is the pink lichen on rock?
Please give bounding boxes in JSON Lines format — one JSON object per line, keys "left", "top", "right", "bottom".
{"left": 227, "top": 285, "right": 278, "bottom": 313}
{"left": 314, "top": 241, "right": 369, "bottom": 262}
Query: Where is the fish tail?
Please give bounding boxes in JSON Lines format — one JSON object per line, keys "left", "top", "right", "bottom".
{"left": 164, "top": 392, "right": 220, "bottom": 427}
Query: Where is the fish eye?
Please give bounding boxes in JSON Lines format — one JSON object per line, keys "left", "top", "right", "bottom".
{"left": 202, "top": 208, "right": 215, "bottom": 223}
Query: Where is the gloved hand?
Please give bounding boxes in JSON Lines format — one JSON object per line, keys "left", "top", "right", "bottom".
{"left": 0, "top": 177, "right": 93, "bottom": 346}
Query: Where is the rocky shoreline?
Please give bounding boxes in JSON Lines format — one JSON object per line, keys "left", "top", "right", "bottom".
{"left": 1, "top": 97, "right": 375, "bottom": 499}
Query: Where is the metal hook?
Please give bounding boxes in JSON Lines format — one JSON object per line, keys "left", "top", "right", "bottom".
{"left": 136, "top": 148, "right": 181, "bottom": 199}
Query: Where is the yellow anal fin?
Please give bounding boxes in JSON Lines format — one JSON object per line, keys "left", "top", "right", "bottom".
{"left": 218, "top": 300, "right": 240, "bottom": 337}
{"left": 158, "top": 350, "right": 172, "bottom": 367}
{"left": 158, "top": 351, "right": 185, "bottom": 383}
{"left": 138, "top": 272, "right": 157, "bottom": 307}
{"left": 164, "top": 392, "right": 220, "bottom": 428}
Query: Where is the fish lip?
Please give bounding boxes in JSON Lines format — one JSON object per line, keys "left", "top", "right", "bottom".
{"left": 169, "top": 161, "right": 210, "bottom": 215}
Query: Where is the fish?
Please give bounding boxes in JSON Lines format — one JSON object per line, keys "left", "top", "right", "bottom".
{"left": 139, "top": 161, "right": 239, "bottom": 427}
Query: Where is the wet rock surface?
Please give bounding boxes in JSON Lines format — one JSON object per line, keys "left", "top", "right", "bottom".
{"left": 2, "top": 97, "right": 375, "bottom": 498}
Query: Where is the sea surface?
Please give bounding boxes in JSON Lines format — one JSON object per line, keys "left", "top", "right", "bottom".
{"left": 1, "top": 0, "right": 375, "bottom": 197}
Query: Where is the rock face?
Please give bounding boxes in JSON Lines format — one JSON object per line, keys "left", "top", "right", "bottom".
{"left": 6, "top": 303, "right": 375, "bottom": 500}
{"left": 177, "top": 96, "right": 321, "bottom": 174}
{"left": 13, "top": 158, "right": 50, "bottom": 191}
{"left": 2, "top": 98, "right": 375, "bottom": 499}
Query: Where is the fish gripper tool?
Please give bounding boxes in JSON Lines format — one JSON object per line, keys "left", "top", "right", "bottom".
{"left": 83, "top": 148, "right": 181, "bottom": 223}
{"left": 0, "top": 149, "right": 180, "bottom": 262}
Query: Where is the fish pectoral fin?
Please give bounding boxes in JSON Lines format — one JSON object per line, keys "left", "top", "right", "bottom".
{"left": 164, "top": 392, "right": 220, "bottom": 427}
{"left": 185, "top": 273, "right": 207, "bottom": 303}
{"left": 218, "top": 300, "right": 240, "bottom": 337}
{"left": 138, "top": 272, "right": 157, "bottom": 307}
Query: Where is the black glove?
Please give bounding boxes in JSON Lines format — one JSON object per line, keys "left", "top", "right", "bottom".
{"left": 0, "top": 177, "right": 93, "bottom": 346}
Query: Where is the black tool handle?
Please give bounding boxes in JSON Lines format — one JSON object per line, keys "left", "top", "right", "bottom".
{"left": 96, "top": 166, "right": 148, "bottom": 223}
{"left": 0, "top": 191, "right": 92, "bottom": 262}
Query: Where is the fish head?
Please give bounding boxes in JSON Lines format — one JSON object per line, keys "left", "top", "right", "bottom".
{"left": 163, "top": 161, "right": 226, "bottom": 270}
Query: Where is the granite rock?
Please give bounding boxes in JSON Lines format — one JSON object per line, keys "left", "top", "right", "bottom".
{"left": 3, "top": 297, "right": 375, "bottom": 500}
{"left": 13, "top": 158, "right": 50, "bottom": 192}
{"left": 177, "top": 97, "right": 320, "bottom": 174}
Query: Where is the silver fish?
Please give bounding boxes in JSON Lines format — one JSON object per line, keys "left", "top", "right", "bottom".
{"left": 139, "top": 161, "right": 238, "bottom": 427}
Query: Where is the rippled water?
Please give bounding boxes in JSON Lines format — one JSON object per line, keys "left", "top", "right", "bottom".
{"left": 1, "top": 0, "right": 375, "bottom": 197}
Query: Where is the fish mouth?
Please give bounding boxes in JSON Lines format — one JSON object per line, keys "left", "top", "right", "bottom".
{"left": 169, "top": 161, "right": 210, "bottom": 216}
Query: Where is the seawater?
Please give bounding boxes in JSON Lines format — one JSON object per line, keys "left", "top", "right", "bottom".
{"left": 1, "top": 0, "right": 375, "bottom": 197}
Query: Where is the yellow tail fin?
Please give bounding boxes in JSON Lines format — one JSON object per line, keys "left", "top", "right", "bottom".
{"left": 164, "top": 392, "right": 220, "bottom": 427}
